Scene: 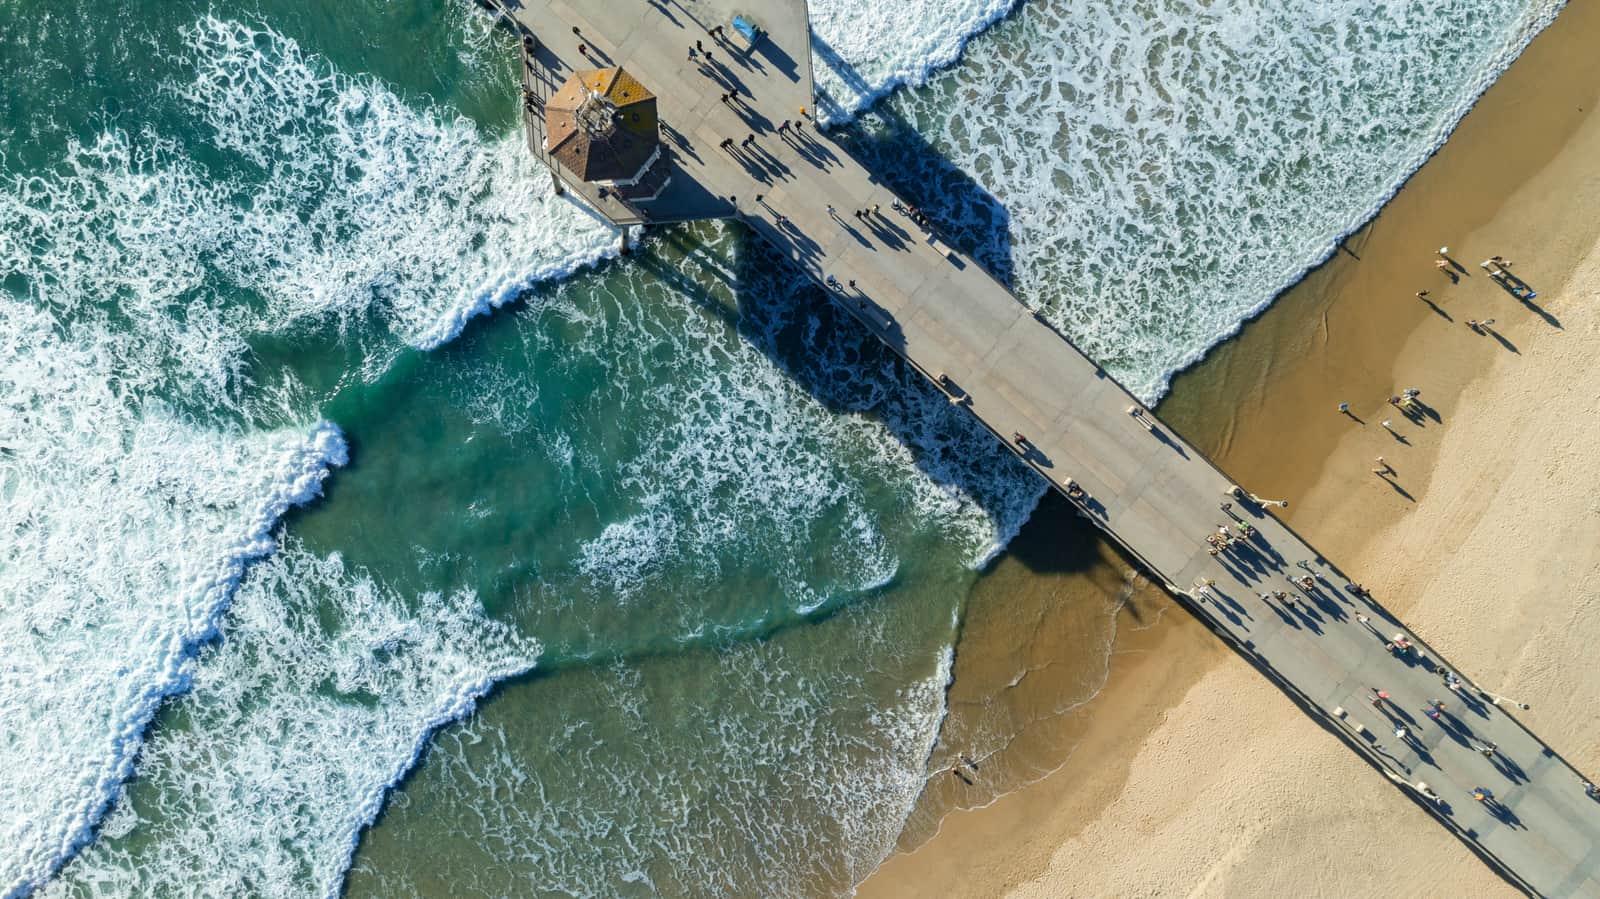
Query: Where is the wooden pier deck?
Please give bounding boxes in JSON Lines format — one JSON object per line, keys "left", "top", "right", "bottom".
{"left": 488, "top": 0, "right": 1600, "bottom": 893}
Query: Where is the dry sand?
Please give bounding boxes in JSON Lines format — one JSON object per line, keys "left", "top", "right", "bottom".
{"left": 858, "top": 3, "right": 1600, "bottom": 896}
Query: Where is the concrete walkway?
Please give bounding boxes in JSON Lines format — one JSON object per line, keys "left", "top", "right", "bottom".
{"left": 489, "top": 0, "right": 1600, "bottom": 893}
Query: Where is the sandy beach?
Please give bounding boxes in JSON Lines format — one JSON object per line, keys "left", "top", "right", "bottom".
{"left": 858, "top": 2, "right": 1600, "bottom": 895}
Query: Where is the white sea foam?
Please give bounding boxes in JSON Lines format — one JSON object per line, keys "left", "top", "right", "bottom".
{"left": 807, "top": 0, "right": 1021, "bottom": 123}
{"left": 173, "top": 16, "right": 621, "bottom": 352}
{"left": 0, "top": 335, "right": 344, "bottom": 896}
{"left": 0, "top": 90, "right": 348, "bottom": 896}
{"left": 43, "top": 543, "right": 540, "bottom": 899}
{"left": 0, "top": 14, "right": 622, "bottom": 893}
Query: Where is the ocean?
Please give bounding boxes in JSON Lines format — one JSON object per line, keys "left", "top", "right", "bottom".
{"left": 0, "top": 0, "right": 1562, "bottom": 896}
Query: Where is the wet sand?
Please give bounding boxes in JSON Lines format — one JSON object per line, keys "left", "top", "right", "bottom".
{"left": 858, "top": 3, "right": 1600, "bottom": 895}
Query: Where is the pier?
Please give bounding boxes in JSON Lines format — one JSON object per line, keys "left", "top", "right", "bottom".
{"left": 487, "top": 1, "right": 1600, "bottom": 893}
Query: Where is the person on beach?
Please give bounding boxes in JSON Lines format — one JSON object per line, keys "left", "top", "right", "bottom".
{"left": 1415, "top": 290, "right": 1431, "bottom": 300}
{"left": 688, "top": 47, "right": 698, "bottom": 61}
{"left": 1338, "top": 402, "right": 1353, "bottom": 418}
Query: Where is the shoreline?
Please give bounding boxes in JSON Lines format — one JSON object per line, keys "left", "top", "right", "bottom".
{"left": 857, "top": 2, "right": 1600, "bottom": 895}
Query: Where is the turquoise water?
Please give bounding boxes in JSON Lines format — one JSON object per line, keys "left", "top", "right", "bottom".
{"left": 0, "top": 0, "right": 1564, "bottom": 895}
